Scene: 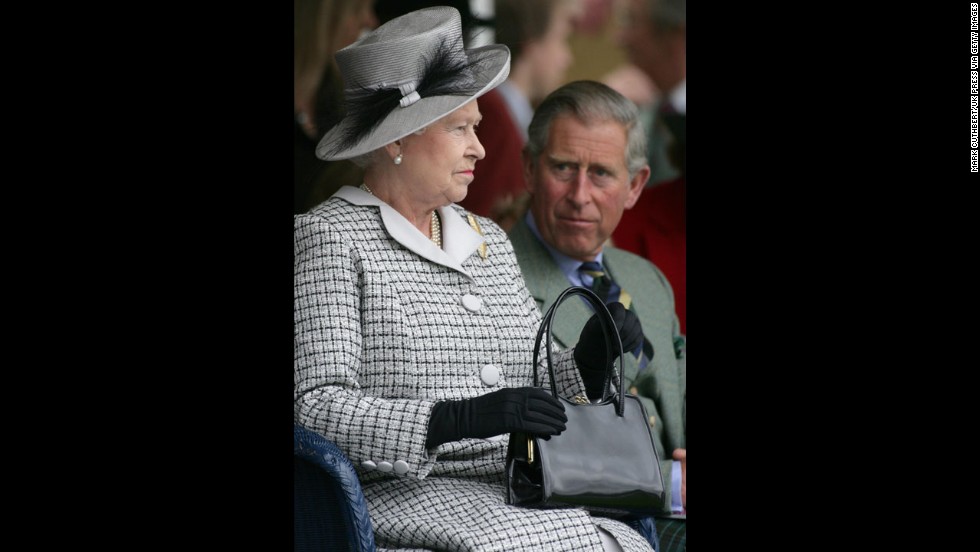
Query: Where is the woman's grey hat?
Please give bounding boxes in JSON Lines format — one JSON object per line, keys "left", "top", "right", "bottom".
{"left": 316, "top": 6, "right": 511, "bottom": 161}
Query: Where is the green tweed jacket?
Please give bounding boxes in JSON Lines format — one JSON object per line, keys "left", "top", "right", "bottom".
{"left": 509, "top": 217, "right": 686, "bottom": 513}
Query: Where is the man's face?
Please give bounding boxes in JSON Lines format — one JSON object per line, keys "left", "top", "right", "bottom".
{"left": 525, "top": 115, "right": 648, "bottom": 261}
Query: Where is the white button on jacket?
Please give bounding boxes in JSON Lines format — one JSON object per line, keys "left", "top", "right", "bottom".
{"left": 480, "top": 364, "right": 499, "bottom": 386}
{"left": 461, "top": 294, "right": 483, "bottom": 312}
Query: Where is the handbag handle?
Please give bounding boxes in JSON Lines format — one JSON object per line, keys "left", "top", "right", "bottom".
{"left": 532, "top": 286, "right": 626, "bottom": 417}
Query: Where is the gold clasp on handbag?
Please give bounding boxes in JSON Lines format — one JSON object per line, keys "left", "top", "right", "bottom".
{"left": 572, "top": 394, "right": 589, "bottom": 405}
{"left": 527, "top": 437, "right": 534, "bottom": 464}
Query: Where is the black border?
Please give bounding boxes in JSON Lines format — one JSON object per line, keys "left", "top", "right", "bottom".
{"left": 57, "top": 1, "right": 971, "bottom": 548}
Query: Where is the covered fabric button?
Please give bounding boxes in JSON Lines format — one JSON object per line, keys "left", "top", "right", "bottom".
{"left": 393, "top": 460, "right": 410, "bottom": 474}
{"left": 361, "top": 460, "right": 377, "bottom": 470}
{"left": 480, "top": 364, "right": 500, "bottom": 386}
{"left": 377, "top": 461, "right": 393, "bottom": 473}
{"left": 461, "top": 294, "right": 483, "bottom": 312}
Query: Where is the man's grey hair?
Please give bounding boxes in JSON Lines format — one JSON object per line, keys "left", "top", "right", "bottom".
{"left": 525, "top": 80, "right": 648, "bottom": 179}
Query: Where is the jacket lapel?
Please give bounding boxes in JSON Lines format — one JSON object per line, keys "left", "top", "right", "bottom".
{"left": 605, "top": 249, "right": 670, "bottom": 339}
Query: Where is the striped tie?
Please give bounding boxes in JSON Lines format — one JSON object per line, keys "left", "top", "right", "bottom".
{"left": 578, "top": 261, "right": 630, "bottom": 308}
{"left": 578, "top": 261, "right": 653, "bottom": 368}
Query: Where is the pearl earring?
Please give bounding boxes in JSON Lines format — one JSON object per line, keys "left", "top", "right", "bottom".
{"left": 394, "top": 153, "right": 403, "bottom": 165}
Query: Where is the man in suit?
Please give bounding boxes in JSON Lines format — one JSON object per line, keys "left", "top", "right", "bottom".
{"left": 508, "top": 80, "right": 687, "bottom": 548}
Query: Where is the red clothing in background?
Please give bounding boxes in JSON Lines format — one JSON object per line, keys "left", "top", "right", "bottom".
{"left": 612, "top": 176, "right": 686, "bottom": 334}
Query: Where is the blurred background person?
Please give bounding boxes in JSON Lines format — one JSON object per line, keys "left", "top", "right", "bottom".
{"left": 610, "top": 0, "right": 686, "bottom": 334}
{"left": 489, "top": 0, "right": 579, "bottom": 142}
{"left": 602, "top": 62, "right": 659, "bottom": 110}
{"left": 559, "top": 0, "right": 659, "bottom": 109}
{"left": 460, "top": 0, "right": 581, "bottom": 229}
{"left": 616, "top": 0, "right": 685, "bottom": 187}
{"left": 294, "top": 0, "right": 378, "bottom": 214}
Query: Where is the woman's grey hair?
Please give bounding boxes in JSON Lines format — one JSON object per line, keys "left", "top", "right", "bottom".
{"left": 348, "top": 149, "right": 383, "bottom": 168}
{"left": 348, "top": 127, "right": 428, "bottom": 169}
{"left": 525, "top": 80, "right": 648, "bottom": 179}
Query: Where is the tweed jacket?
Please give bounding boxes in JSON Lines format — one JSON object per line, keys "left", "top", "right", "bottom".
{"left": 295, "top": 186, "right": 654, "bottom": 551}
{"left": 508, "top": 217, "right": 687, "bottom": 513}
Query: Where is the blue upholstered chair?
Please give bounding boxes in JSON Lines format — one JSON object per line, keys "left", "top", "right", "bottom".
{"left": 294, "top": 424, "right": 375, "bottom": 552}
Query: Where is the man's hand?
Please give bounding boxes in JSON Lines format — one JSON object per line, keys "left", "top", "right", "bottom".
{"left": 575, "top": 302, "right": 644, "bottom": 400}
{"left": 672, "top": 448, "right": 686, "bottom": 508}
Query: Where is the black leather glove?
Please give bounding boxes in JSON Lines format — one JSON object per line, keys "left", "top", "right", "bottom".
{"left": 574, "top": 302, "right": 644, "bottom": 400}
{"left": 426, "top": 387, "right": 567, "bottom": 449}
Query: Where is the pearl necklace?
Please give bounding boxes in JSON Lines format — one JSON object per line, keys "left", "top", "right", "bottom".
{"left": 360, "top": 183, "right": 441, "bottom": 248}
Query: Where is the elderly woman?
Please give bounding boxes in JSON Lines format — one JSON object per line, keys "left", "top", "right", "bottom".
{"left": 294, "top": 7, "right": 653, "bottom": 551}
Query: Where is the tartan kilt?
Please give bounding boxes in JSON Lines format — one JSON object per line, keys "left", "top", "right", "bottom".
{"left": 654, "top": 517, "right": 686, "bottom": 552}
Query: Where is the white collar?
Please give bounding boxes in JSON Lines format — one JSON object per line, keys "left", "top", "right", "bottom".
{"left": 333, "top": 186, "right": 486, "bottom": 281}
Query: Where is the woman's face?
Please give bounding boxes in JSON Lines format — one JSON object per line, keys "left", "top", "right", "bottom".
{"left": 398, "top": 100, "right": 486, "bottom": 207}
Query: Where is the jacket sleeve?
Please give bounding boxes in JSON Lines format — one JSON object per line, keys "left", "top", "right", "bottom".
{"left": 293, "top": 213, "right": 439, "bottom": 479}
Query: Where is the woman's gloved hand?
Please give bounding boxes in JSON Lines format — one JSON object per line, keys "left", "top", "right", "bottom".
{"left": 574, "top": 302, "right": 644, "bottom": 400}
{"left": 426, "top": 387, "right": 567, "bottom": 448}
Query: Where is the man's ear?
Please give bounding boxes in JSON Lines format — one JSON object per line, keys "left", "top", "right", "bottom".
{"left": 624, "top": 165, "right": 651, "bottom": 209}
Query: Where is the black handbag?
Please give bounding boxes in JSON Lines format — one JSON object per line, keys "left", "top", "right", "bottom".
{"left": 505, "top": 286, "right": 666, "bottom": 518}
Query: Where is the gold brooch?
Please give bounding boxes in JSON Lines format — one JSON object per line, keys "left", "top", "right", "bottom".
{"left": 466, "top": 214, "right": 488, "bottom": 260}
